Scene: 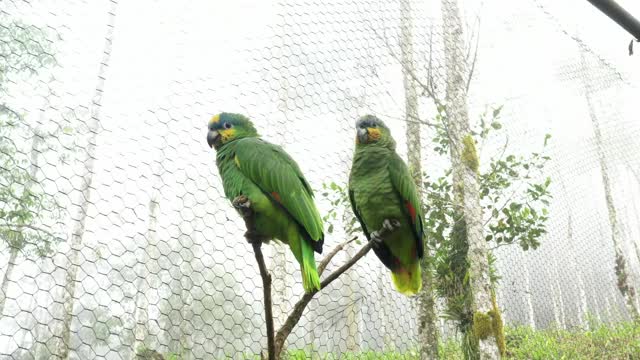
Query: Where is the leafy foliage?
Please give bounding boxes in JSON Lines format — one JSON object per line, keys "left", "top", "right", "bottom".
{"left": 0, "top": 15, "right": 58, "bottom": 92}
{"left": 0, "top": 16, "right": 64, "bottom": 257}
{"left": 424, "top": 105, "right": 552, "bottom": 253}
{"left": 320, "top": 181, "right": 362, "bottom": 244}
{"left": 504, "top": 321, "right": 640, "bottom": 360}
{"left": 439, "top": 321, "right": 640, "bottom": 360}
{"left": 166, "top": 321, "right": 640, "bottom": 359}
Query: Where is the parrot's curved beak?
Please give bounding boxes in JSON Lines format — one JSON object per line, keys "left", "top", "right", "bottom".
{"left": 207, "top": 130, "right": 219, "bottom": 148}
{"left": 357, "top": 127, "right": 368, "bottom": 144}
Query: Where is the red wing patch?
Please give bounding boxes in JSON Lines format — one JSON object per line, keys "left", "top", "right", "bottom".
{"left": 406, "top": 201, "right": 417, "bottom": 223}
{"left": 271, "top": 192, "right": 282, "bottom": 203}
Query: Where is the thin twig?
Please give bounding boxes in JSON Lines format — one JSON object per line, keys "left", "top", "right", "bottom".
{"left": 465, "top": 23, "right": 480, "bottom": 93}
{"left": 318, "top": 237, "right": 357, "bottom": 275}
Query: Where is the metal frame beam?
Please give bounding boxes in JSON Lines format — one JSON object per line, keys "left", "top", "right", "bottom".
{"left": 586, "top": 0, "right": 640, "bottom": 40}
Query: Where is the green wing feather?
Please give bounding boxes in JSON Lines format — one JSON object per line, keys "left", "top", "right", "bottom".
{"left": 388, "top": 154, "right": 425, "bottom": 258}
{"left": 348, "top": 189, "right": 370, "bottom": 240}
{"left": 233, "top": 137, "right": 324, "bottom": 242}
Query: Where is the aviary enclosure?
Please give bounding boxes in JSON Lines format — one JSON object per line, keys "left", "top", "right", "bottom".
{"left": 1, "top": 0, "right": 639, "bottom": 359}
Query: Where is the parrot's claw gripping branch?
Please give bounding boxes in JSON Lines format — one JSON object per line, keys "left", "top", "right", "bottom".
{"left": 232, "top": 195, "right": 276, "bottom": 360}
{"left": 233, "top": 195, "right": 269, "bottom": 244}
{"left": 383, "top": 219, "right": 401, "bottom": 231}
{"left": 232, "top": 194, "right": 252, "bottom": 212}
{"left": 370, "top": 219, "right": 400, "bottom": 247}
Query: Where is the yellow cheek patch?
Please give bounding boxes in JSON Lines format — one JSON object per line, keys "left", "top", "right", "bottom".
{"left": 367, "top": 128, "right": 381, "bottom": 141}
{"left": 220, "top": 128, "right": 236, "bottom": 142}
{"left": 234, "top": 155, "right": 240, "bottom": 167}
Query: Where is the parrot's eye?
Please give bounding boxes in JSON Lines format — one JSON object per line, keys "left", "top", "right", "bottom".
{"left": 223, "top": 122, "right": 233, "bottom": 129}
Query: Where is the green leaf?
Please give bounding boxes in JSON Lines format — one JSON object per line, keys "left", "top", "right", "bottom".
{"left": 492, "top": 105, "right": 503, "bottom": 118}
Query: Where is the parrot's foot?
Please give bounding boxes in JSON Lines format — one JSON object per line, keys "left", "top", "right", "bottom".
{"left": 233, "top": 195, "right": 269, "bottom": 244}
{"left": 369, "top": 219, "right": 401, "bottom": 248}
{"left": 244, "top": 230, "right": 269, "bottom": 244}
{"left": 369, "top": 232, "right": 384, "bottom": 248}
{"left": 382, "top": 219, "right": 401, "bottom": 232}
{"left": 232, "top": 195, "right": 252, "bottom": 217}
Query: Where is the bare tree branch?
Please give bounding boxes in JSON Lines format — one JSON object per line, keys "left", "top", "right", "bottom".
{"left": 366, "top": 111, "right": 444, "bottom": 130}
{"left": 252, "top": 242, "right": 275, "bottom": 360}
{"left": 427, "top": 24, "right": 436, "bottom": 95}
{"left": 232, "top": 195, "right": 276, "bottom": 360}
{"left": 466, "top": 25, "right": 480, "bottom": 93}
{"left": 274, "top": 222, "right": 399, "bottom": 358}
{"left": 370, "top": 24, "right": 445, "bottom": 110}
{"left": 232, "top": 192, "right": 400, "bottom": 358}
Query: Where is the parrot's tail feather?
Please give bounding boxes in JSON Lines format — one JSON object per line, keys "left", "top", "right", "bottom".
{"left": 391, "top": 261, "right": 422, "bottom": 296}
{"left": 300, "top": 239, "right": 321, "bottom": 293}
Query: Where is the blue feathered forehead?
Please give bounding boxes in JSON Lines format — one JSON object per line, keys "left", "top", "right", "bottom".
{"left": 356, "top": 115, "right": 387, "bottom": 129}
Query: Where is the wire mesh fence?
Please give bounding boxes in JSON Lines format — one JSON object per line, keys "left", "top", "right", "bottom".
{"left": 1, "top": 0, "right": 639, "bottom": 358}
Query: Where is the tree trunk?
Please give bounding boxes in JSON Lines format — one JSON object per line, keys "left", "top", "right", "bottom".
{"left": 568, "top": 213, "right": 589, "bottom": 329}
{"left": 132, "top": 196, "right": 159, "bottom": 357}
{"left": 558, "top": 179, "right": 589, "bottom": 329}
{"left": 550, "top": 257, "right": 566, "bottom": 329}
{"left": 0, "top": 118, "right": 45, "bottom": 317}
{"left": 441, "top": 0, "right": 501, "bottom": 358}
{"left": 0, "top": 248, "right": 18, "bottom": 316}
{"left": 630, "top": 192, "right": 640, "bottom": 267}
{"left": 343, "top": 244, "right": 360, "bottom": 353}
{"left": 377, "top": 264, "right": 390, "bottom": 348}
{"left": 270, "top": 245, "right": 290, "bottom": 331}
{"left": 179, "top": 259, "right": 194, "bottom": 357}
{"left": 400, "top": 0, "right": 422, "bottom": 184}
{"left": 58, "top": 3, "right": 117, "bottom": 358}
{"left": 522, "top": 256, "right": 536, "bottom": 330}
{"left": 400, "top": 0, "right": 440, "bottom": 357}
{"left": 579, "top": 52, "right": 639, "bottom": 321}
{"left": 603, "top": 294, "right": 613, "bottom": 322}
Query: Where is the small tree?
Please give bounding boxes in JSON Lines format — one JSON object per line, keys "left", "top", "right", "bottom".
{"left": 0, "top": 15, "right": 64, "bottom": 316}
{"left": 424, "top": 104, "right": 552, "bottom": 358}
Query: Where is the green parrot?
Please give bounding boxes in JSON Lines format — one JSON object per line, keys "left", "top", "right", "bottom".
{"left": 206, "top": 112, "right": 324, "bottom": 292}
{"left": 348, "top": 115, "right": 424, "bottom": 296}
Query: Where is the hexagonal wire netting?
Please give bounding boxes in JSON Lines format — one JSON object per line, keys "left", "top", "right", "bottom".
{"left": 1, "top": 0, "right": 640, "bottom": 358}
